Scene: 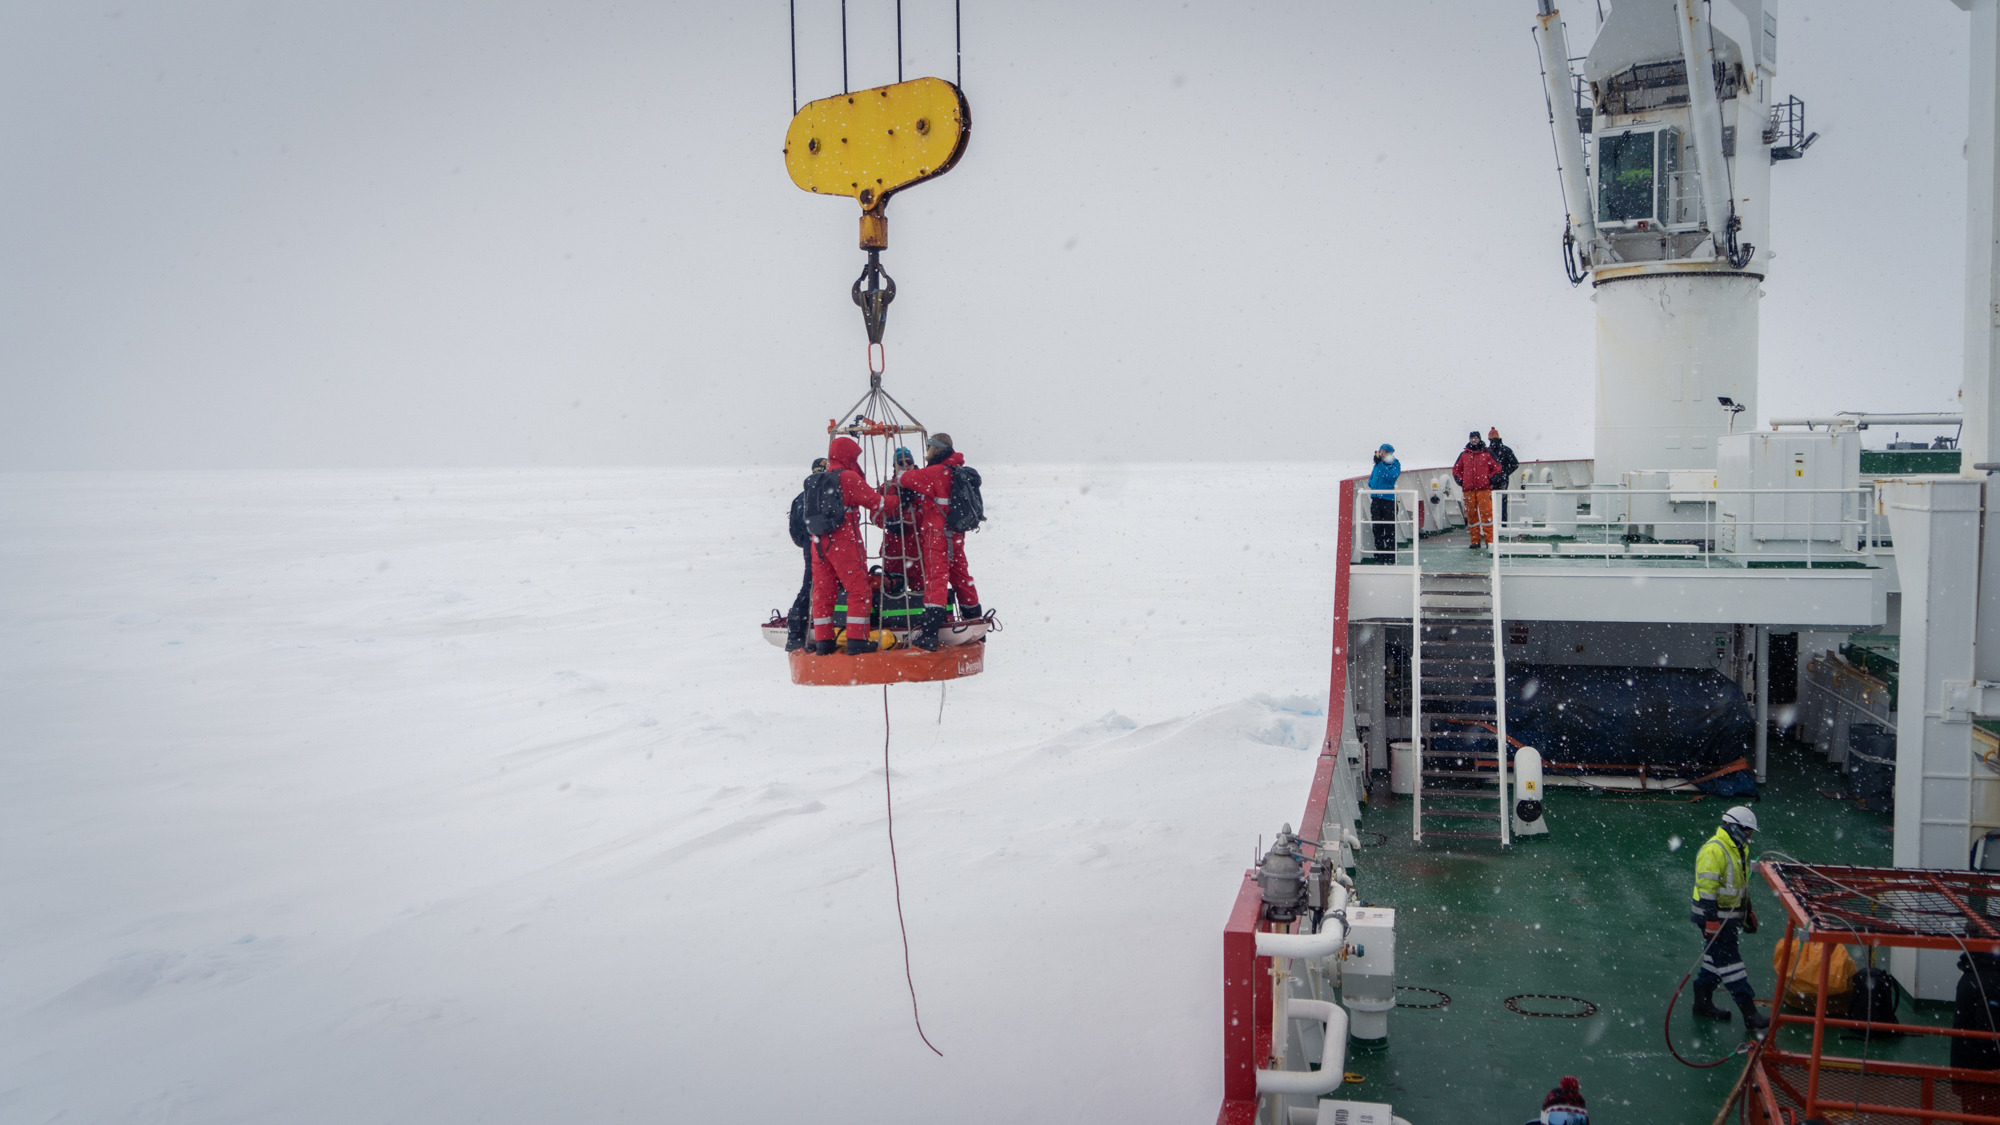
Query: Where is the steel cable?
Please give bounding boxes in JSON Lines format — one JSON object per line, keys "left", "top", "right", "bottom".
{"left": 1665, "top": 916, "right": 1755, "bottom": 1068}
{"left": 883, "top": 685, "right": 944, "bottom": 1056}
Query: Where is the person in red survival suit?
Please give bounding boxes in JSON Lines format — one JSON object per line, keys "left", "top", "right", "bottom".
{"left": 897, "top": 432, "right": 980, "bottom": 651}
{"left": 809, "top": 436, "right": 887, "bottom": 655}
{"left": 875, "top": 446, "right": 926, "bottom": 594}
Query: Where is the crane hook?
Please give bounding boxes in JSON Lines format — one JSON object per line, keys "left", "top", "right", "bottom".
{"left": 852, "top": 250, "right": 897, "bottom": 348}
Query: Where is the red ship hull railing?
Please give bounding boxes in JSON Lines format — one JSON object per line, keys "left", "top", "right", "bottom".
{"left": 1737, "top": 862, "right": 2000, "bottom": 1124}
{"left": 1214, "top": 475, "right": 1359, "bottom": 1124}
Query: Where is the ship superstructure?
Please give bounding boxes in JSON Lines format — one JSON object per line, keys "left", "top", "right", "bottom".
{"left": 1213, "top": 3, "right": 2000, "bottom": 1122}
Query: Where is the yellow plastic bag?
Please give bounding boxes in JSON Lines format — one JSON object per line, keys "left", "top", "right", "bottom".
{"left": 1773, "top": 936, "right": 1857, "bottom": 1012}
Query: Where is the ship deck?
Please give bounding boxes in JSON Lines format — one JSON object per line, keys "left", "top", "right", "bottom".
{"left": 1346, "top": 534, "right": 1884, "bottom": 627}
{"left": 1330, "top": 736, "right": 1956, "bottom": 1123}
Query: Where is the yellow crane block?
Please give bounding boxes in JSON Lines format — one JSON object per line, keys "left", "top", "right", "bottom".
{"left": 783, "top": 76, "right": 970, "bottom": 250}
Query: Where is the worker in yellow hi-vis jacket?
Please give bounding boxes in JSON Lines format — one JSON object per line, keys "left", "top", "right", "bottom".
{"left": 1689, "top": 805, "right": 1770, "bottom": 1032}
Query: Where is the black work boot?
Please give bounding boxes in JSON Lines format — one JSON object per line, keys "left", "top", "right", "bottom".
{"left": 845, "top": 636, "right": 879, "bottom": 655}
{"left": 957, "top": 603, "right": 982, "bottom": 621}
{"left": 912, "top": 607, "right": 945, "bottom": 651}
{"left": 785, "top": 617, "right": 808, "bottom": 652}
{"left": 1736, "top": 995, "right": 1770, "bottom": 1033}
{"left": 1692, "top": 986, "right": 1732, "bottom": 1021}
{"left": 812, "top": 638, "right": 839, "bottom": 656}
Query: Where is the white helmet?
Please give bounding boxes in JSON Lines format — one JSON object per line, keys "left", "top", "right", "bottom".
{"left": 1723, "top": 806, "right": 1759, "bottom": 833}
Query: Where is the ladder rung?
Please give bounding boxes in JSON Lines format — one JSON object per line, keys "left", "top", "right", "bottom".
{"left": 1420, "top": 808, "right": 1503, "bottom": 819}
{"left": 1421, "top": 829, "right": 1504, "bottom": 840}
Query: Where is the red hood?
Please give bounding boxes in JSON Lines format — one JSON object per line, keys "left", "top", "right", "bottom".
{"left": 932, "top": 450, "right": 964, "bottom": 468}
{"left": 828, "top": 436, "right": 862, "bottom": 472}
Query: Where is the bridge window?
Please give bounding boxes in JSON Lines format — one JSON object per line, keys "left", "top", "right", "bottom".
{"left": 1597, "top": 130, "right": 1656, "bottom": 224}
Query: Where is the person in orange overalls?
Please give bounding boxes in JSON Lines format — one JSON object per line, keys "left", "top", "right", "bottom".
{"left": 1452, "top": 431, "right": 1503, "bottom": 549}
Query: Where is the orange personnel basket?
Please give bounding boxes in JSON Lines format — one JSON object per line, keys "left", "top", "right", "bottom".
{"left": 766, "top": 377, "right": 992, "bottom": 686}
{"left": 789, "top": 643, "right": 983, "bottom": 686}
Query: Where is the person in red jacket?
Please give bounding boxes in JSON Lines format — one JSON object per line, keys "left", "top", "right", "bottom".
{"left": 877, "top": 446, "right": 926, "bottom": 594}
{"left": 809, "top": 435, "right": 887, "bottom": 655}
{"left": 1452, "top": 430, "right": 1504, "bottom": 549}
{"left": 897, "top": 432, "right": 980, "bottom": 651}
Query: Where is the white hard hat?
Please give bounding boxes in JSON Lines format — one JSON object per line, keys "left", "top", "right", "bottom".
{"left": 1723, "top": 806, "right": 1759, "bottom": 833}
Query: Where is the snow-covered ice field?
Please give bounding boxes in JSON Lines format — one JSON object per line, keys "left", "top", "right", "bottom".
{"left": 0, "top": 463, "right": 1352, "bottom": 1123}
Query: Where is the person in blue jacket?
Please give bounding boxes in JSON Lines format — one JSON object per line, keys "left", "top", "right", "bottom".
{"left": 1368, "top": 444, "right": 1401, "bottom": 563}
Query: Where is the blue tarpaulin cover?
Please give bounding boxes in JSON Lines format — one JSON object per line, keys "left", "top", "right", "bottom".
{"left": 1432, "top": 660, "right": 1760, "bottom": 784}
{"left": 1496, "top": 664, "right": 1753, "bottom": 777}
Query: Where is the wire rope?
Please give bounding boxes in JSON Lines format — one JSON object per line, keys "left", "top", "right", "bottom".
{"left": 896, "top": 0, "right": 903, "bottom": 83}
{"left": 789, "top": 0, "right": 798, "bottom": 114}
{"left": 882, "top": 685, "right": 944, "bottom": 1056}
{"left": 1665, "top": 920, "right": 1755, "bottom": 1068}
{"left": 1530, "top": 25, "right": 1586, "bottom": 287}
{"left": 1699, "top": 0, "right": 1752, "bottom": 267}
{"left": 841, "top": 0, "right": 849, "bottom": 94}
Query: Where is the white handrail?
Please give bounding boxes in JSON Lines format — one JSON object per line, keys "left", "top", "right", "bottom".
{"left": 1409, "top": 488, "right": 1421, "bottom": 845}
{"left": 1492, "top": 531, "right": 1509, "bottom": 847}
{"left": 1351, "top": 481, "right": 1422, "bottom": 841}
{"left": 1487, "top": 485, "right": 1875, "bottom": 569}
{"left": 1769, "top": 413, "right": 1961, "bottom": 428}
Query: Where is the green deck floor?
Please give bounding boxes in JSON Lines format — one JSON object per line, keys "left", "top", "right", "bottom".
{"left": 1334, "top": 737, "right": 1916, "bottom": 1123}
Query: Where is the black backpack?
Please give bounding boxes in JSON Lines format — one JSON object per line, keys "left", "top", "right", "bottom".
{"left": 788, "top": 492, "right": 809, "bottom": 548}
{"left": 802, "top": 469, "right": 850, "bottom": 536}
{"left": 946, "top": 466, "right": 984, "bottom": 532}
{"left": 1848, "top": 967, "right": 1902, "bottom": 1031}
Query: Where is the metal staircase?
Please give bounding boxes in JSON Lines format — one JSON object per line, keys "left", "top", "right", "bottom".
{"left": 1413, "top": 570, "right": 1509, "bottom": 845}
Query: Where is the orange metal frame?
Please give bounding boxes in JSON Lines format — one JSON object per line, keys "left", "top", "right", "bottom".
{"left": 1738, "top": 862, "right": 2000, "bottom": 1124}
{"left": 787, "top": 642, "right": 982, "bottom": 685}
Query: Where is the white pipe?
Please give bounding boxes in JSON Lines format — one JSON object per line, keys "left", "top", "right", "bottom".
{"left": 1255, "top": 999, "right": 1349, "bottom": 1096}
{"left": 1533, "top": 6, "right": 1598, "bottom": 255}
{"left": 1674, "top": 0, "right": 1735, "bottom": 259}
{"left": 1755, "top": 626, "right": 1769, "bottom": 783}
{"left": 1769, "top": 414, "right": 1963, "bottom": 428}
{"left": 1254, "top": 893, "right": 1351, "bottom": 961}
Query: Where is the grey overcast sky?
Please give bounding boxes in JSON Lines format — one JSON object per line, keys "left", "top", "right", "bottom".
{"left": 0, "top": 1, "right": 1974, "bottom": 470}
